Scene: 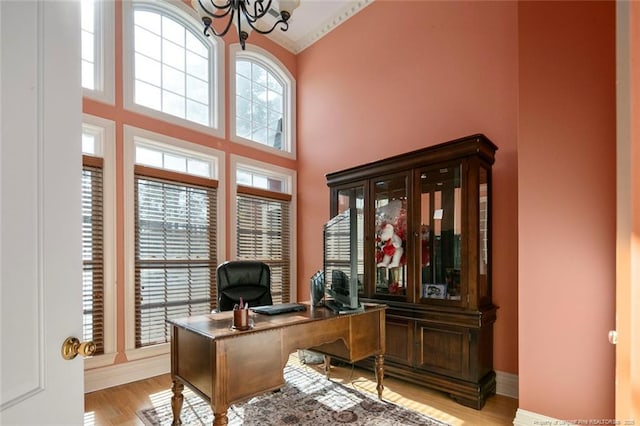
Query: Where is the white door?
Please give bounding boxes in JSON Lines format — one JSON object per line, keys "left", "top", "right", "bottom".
{"left": 0, "top": 1, "right": 84, "bottom": 424}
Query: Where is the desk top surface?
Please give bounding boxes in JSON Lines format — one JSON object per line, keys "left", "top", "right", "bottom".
{"left": 167, "top": 302, "right": 386, "bottom": 340}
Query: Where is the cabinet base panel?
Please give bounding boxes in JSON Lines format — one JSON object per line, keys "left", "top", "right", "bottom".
{"left": 448, "top": 372, "right": 497, "bottom": 410}
{"left": 386, "top": 364, "right": 496, "bottom": 410}
{"left": 356, "top": 358, "right": 496, "bottom": 410}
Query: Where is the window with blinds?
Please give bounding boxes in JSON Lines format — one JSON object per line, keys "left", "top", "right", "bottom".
{"left": 82, "top": 156, "right": 104, "bottom": 355}
{"left": 236, "top": 186, "right": 291, "bottom": 303}
{"left": 134, "top": 167, "right": 217, "bottom": 347}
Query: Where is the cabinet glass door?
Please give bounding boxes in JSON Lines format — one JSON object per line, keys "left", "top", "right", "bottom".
{"left": 337, "top": 186, "right": 365, "bottom": 293}
{"left": 373, "top": 174, "right": 408, "bottom": 297}
{"left": 419, "top": 165, "right": 462, "bottom": 303}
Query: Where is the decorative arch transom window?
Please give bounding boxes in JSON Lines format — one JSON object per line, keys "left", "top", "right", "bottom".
{"left": 231, "top": 45, "right": 296, "bottom": 157}
{"left": 236, "top": 61, "right": 284, "bottom": 149}
{"left": 124, "top": 1, "right": 223, "bottom": 135}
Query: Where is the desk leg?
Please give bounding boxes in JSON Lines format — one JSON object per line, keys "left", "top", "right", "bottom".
{"left": 323, "top": 355, "right": 331, "bottom": 378}
{"left": 213, "top": 408, "right": 229, "bottom": 425}
{"left": 171, "top": 380, "right": 184, "bottom": 425}
{"left": 375, "top": 354, "right": 384, "bottom": 400}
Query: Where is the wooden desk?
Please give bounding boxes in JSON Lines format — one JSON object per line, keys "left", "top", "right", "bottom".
{"left": 168, "top": 303, "right": 386, "bottom": 425}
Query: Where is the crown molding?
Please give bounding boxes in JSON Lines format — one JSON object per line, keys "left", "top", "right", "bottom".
{"left": 270, "top": 0, "right": 374, "bottom": 54}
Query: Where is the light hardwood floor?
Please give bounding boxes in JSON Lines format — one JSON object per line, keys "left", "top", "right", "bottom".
{"left": 84, "top": 354, "right": 518, "bottom": 425}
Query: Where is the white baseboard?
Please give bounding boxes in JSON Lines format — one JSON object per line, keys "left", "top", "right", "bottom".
{"left": 514, "top": 408, "right": 570, "bottom": 426}
{"left": 84, "top": 353, "right": 170, "bottom": 393}
{"left": 496, "top": 370, "right": 519, "bottom": 399}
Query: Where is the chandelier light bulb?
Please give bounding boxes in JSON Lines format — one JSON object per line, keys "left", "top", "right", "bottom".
{"left": 279, "top": 0, "right": 300, "bottom": 20}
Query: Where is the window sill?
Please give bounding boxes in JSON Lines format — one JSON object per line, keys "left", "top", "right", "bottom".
{"left": 125, "top": 342, "right": 170, "bottom": 361}
{"left": 84, "top": 352, "right": 118, "bottom": 370}
{"left": 230, "top": 134, "right": 296, "bottom": 160}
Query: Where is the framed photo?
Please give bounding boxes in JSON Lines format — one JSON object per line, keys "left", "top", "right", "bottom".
{"left": 423, "top": 284, "right": 447, "bottom": 299}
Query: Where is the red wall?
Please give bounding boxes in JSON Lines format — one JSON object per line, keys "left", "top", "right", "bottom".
{"left": 518, "top": 1, "right": 615, "bottom": 419}
{"left": 297, "top": 1, "right": 519, "bottom": 374}
{"left": 297, "top": 2, "right": 618, "bottom": 418}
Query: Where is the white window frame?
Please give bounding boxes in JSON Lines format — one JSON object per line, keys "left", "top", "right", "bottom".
{"left": 230, "top": 155, "right": 297, "bottom": 301}
{"left": 123, "top": 125, "right": 225, "bottom": 360}
{"left": 82, "top": 114, "right": 117, "bottom": 369}
{"left": 230, "top": 43, "right": 297, "bottom": 159}
{"left": 81, "top": 0, "right": 115, "bottom": 104}
{"left": 122, "top": 0, "right": 225, "bottom": 138}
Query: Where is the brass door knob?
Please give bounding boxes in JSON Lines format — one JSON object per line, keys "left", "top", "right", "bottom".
{"left": 61, "top": 336, "right": 96, "bottom": 360}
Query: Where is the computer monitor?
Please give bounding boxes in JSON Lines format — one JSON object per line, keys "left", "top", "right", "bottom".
{"left": 323, "top": 208, "right": 362, "bottom": 312}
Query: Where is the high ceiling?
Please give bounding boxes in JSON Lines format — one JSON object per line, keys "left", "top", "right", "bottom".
{"left": 251, "top": 0, "right": 373, "bottom": 54}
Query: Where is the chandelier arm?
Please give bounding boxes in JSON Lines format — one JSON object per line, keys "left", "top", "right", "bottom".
{"left": 243, "top": 0, "right": 273, "bottom": 20}
{"left": 204, "top": 8, "right": 236, "bottom": 37}
{"left": 237, "top": 9, "right": 247, "bottom": 50}
{"left": 244, "top": 16, "right": 289, "bottom": 35}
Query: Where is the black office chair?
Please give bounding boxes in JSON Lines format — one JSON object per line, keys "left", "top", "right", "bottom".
{"left": 216, "top": 260, "right": 273, "bottom": 311}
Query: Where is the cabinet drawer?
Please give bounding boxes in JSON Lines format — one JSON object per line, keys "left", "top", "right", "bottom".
{"left": 415, "top": 322, "right": 470, "bottom": 380}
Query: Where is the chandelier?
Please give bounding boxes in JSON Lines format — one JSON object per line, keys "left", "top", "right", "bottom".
{"left": 191, "top": 0, "right": 301, "bottom": 50}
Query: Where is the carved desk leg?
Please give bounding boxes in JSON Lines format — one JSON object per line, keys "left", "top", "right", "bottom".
{"left": 171, "top": 380, "right": 184, "bottom": 425}
{"left": 213, "top": 409, "right": 229, "bottom": 425}
{"left": 375, "top": 354, "right": 385, "bottom": 400}
{"left": 323, "top": 355, "right": 331, "bottom": 378}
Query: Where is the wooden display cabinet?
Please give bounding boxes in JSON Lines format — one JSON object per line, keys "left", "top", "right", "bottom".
{"left": 326, "top": 134, "right": 497, "bottom": 409}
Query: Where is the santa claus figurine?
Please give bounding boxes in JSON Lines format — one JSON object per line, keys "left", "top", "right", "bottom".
{"left": 376, "top": 223, "right": 404, "bottom": 268}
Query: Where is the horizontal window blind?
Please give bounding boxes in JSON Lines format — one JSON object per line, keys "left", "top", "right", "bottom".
{"left": 135, "top": 168, "right": 217, "bottom": 347}
{"left": 237, "top": 187, "right": 291, "bottom": 303}
{"left": 82, "top": 156, "right": 104, "bottom": 355}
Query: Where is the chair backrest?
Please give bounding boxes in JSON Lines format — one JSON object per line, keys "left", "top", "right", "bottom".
{"left": 216, "top": 260, "right": 273, "bottom": 311}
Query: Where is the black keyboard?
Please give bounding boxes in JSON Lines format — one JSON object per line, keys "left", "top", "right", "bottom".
{"left": 324, "top": 299, "right": 364, "bottom": 314}
{"left": 250, "top": 303, "right": 307, "bottom": 315}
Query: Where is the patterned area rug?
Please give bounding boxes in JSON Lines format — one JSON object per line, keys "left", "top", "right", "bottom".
{"left": 137, "top": 364, "right": 449, "bottom": 425}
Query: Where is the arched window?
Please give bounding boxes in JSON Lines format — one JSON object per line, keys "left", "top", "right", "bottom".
{"left": 123, "top": 1, "right": 224, "bottom": 136}
{"left": 230, "top": 44, "right": 296, "bottom": 157}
